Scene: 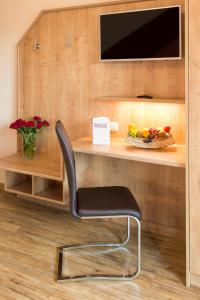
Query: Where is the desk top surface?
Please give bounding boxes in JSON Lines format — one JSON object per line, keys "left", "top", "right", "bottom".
{"left": 72, "top": 137, "right": 185, "bottom": 168}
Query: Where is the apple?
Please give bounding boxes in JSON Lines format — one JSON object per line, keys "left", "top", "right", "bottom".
{"left": 164, "top": 126, "right": 171, "bottom": 133}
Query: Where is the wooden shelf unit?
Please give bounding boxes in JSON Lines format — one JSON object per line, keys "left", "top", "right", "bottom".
{"left": 0, "top": 153, "right": 66, "bottom": 205}
{"left": 98, "top": 96, "right": 185, "bottom": 104}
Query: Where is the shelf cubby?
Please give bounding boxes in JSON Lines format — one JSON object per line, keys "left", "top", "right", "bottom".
{"left": 33, "top": 177, "right": 63, "bottom": 203}
{"left": 5, "top": 171, "right": 32, "bottom": 195}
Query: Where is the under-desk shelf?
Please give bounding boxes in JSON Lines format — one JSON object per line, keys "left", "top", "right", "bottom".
{"left": 0, "top": 153, "right": 65, "bottom": 205}
{"left": 72, "top": 137, "right": 185, "bottom": 168}
{"left": 98, "top": 96, "right": 185, "bottom": 104}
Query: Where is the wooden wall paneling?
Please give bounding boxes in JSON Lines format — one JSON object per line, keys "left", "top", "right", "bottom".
{"left": 188, "top": 0, "right": 200, "bottom": 288}
{"left": 32, "top": 12, "right": 60, "bottom": 156}
{"left": 90, "top": 0, "right": 185, "bottom": 98}
{"left": 18, "top": 12, "right": 60, "bottom": 156}
{"left": 17, "top": 0, "right": 186, "bottom": 257}
{"left": 18, "top": 0, "right": 186, "bottom": 156}
{"left": 90, "top": 0, "right": 185, "bottom": 144}
{"left": 19, "top": 21, "right": 41, "bottom": 119}
{"left": 55, "top": 8, "right": 93, "bottom": 140}
{"left": 18, "top": 8, "right": 95, "bottom": 155}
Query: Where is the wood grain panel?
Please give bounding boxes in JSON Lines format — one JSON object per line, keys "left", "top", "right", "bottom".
{"left": 188, "top": 0, "right": 200, "bottom": 287}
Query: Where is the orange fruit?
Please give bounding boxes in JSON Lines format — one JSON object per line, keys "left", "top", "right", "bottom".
{"left": 142, "top": 128, "right": 150, "bottom": 138}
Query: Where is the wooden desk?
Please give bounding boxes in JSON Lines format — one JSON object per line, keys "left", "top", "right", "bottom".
{"left": 72, "top": 137, "right": 185, "bottom": 168}
{"left": 72, "top": 136, "right": 185, "bottom": 240}
{"left": 0, "top": 137, "right": 185, "bottom": 239}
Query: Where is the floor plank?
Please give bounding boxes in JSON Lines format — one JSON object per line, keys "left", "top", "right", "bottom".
{"left": 0, "top": 188, "right": 200, "bottom": 300}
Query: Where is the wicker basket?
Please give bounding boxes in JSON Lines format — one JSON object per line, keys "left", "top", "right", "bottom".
{"left": 126, "top": 134, "right": 175, "bottom": 149}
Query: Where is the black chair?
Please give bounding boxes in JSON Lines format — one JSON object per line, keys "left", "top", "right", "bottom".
{"left": 55, "top": 120, "right": 142, "bottom": 282}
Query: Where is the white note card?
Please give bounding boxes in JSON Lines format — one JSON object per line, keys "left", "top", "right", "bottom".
{"left": 92, "top": 117, "right": 110, "bottom": 145}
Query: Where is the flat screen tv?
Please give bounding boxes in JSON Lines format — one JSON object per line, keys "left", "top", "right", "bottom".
{"left": 100, "top": 6, "right": 181, "bottom": 61}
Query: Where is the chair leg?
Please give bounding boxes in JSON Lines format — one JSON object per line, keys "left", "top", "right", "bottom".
{"left": 57, "top": 216, "right": 141, "bottom": 283}
{"left": 120, "top": 216, "right": 131, "bottom": 246}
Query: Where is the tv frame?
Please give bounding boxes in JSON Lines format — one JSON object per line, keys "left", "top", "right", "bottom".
{"left": 99, "top": 5, "right": 182, "bottom": 62}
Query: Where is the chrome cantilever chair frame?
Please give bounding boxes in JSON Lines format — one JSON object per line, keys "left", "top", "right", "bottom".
{"left": 57, "top": 215, "right": 141, "bottom": 283}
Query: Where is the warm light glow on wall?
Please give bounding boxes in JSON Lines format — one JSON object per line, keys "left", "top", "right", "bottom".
{"left": 117, "top": 101, "right": 185, "bottom": 145}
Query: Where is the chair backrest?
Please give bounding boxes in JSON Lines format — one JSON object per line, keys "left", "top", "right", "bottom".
{"left": 55, "top": 120, "right": 79, "bottom": 218}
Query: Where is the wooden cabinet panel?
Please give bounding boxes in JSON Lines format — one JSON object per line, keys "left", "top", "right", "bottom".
{"left": 189, "top": 0, "right": 200, "bottom": 286}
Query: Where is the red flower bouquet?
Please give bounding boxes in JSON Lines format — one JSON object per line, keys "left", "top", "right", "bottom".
{"left": 10, "top": 116, "right": 50, "bottom": 159}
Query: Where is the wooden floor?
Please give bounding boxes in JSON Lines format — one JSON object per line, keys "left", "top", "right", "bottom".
{"left": 0, "top": 187, "right": 200, "bottom": 300}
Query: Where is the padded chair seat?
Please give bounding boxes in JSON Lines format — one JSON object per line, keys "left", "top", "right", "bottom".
{"left": 77, "top": 186, "right": 141, "bottom": 220}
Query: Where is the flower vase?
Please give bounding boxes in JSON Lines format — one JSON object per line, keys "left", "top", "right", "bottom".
{"left": 20, "top": 133, "right": 37, "bottom": 159}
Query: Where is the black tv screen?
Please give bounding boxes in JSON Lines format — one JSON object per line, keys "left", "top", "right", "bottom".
{"left": 100, "top": 6, "right": 181, "bottom": 61}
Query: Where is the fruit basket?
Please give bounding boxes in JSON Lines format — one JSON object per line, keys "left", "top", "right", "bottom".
{"left": 126, "top": 124, "right": 175, "bottom": 149}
